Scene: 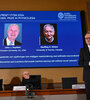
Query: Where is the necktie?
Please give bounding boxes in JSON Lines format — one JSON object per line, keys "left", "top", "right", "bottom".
{"left": 10, "top": 42, "right": 13, "bottom": 45}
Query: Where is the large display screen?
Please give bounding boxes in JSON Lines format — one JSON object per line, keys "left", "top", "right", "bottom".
{"left": 0, "top": 11, "right": 84, "bottom": 68}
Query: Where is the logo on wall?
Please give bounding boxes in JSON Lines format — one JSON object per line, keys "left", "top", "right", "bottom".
{"left": 58, "top": 12, "right": 77, "bottom": 21}
{"left": 58, "top": 12, "right": 64, "bottom": 19}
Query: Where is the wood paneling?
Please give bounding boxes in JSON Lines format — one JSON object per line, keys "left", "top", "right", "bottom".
{"left": 0, "top": 89, "right": 86, "bottom": 97}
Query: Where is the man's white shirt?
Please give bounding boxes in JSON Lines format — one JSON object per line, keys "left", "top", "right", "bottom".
{"left": 6, "top": 37, "right": 14, "bottom": 45}
{"left": 88, "top": 45, "right": 90, "bottom": 66}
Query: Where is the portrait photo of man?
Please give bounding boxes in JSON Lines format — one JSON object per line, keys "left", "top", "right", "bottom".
{"left": 40, "top": 24, "right": 58, "bottom": 45}
{"left": 4, "top": 24, "right": 22, "bottom": 46}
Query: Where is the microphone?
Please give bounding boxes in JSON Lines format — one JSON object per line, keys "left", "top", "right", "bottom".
{"left": 25, "top": 84, "right": 35, "bottom": 98}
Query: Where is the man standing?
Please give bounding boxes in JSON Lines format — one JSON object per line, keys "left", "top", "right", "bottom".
{"left": 4, "top": 24, "right": 21, "bottom": 46}
{"left": 79, "top": 32, "right": 90, "bottom": 100}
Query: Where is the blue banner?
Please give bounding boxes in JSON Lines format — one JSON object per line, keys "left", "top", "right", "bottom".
{"left": 0, "top": 11, "right": 83, "bottom": 68}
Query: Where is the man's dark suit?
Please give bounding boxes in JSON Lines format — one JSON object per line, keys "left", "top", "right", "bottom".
{"left": 4, "top": 38, "right": 21, "bottom": 46}
{"left": 79, "top": 45, "right": 90, "bottom": 100}
{"left": 41, "top": 37, "right": 58, "bottom": 45}
{"left": 20, "top": 76, "right": 41, "bottom": 89}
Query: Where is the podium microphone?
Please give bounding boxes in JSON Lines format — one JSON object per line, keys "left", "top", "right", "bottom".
{"left": 25, "top": 84, "right": 35, "bottom": 98}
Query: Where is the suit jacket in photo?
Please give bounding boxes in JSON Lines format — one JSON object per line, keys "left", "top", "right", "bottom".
{"left": 41, "top": 37, "right": 58, "bottom": 45}
{"left": 4, "top": 38, "right": 21, "bottom": 46}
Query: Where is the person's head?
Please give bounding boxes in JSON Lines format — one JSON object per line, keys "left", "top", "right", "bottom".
{"left": 85, "top": 31, "right": 90, "bottom": 45}
{"left": 22, "top": 71, "right": 30, "bottom": 79}
{"left": 7, "top": 24, "right": 19, "bottom": 43}
{"left": 43, "top": 24, "right": 55, "bottom": 43}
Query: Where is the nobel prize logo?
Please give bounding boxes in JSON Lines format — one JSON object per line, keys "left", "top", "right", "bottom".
{"left": 58, "top": 12, "right": 64, "bottom": 19}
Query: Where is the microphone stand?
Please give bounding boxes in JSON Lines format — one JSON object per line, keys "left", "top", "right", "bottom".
{"left": 25, "top": 84, "right": 35, "bottom": 99}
